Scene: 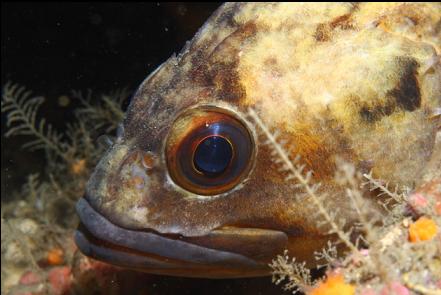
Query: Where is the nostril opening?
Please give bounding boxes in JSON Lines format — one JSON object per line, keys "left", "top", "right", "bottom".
{"left": 141, "top": 151, "right": 157, "bottom": 170}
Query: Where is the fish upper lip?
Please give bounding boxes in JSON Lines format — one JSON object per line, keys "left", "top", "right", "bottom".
{"left": 75, "top": 198, "right": 264, "bottom": 270}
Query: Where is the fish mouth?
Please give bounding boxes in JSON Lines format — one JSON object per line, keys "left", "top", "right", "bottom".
{"left": 75, "top": 198, "right": 273, "bottom": 278}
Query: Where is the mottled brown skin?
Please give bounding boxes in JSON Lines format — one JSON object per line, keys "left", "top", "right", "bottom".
{"left": 76, "top": 3, "right": 441, "bottom": 278}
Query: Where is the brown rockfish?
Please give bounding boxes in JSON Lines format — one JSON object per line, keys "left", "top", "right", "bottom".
{"left": 75, "top": 3, "right": 441, "bottom": 278}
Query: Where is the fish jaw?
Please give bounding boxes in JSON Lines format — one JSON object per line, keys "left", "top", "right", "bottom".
{"left": 75, "top": 198, "right": 288, "bottom": 278}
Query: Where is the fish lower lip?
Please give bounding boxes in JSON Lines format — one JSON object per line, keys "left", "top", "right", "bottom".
{"left": 75, "top": 226, "right": 184, "bottom": 270}
{"left": 75, "top": 198, "right": 267, "bottom": 277}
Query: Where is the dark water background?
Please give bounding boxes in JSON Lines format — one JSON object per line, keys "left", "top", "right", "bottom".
{"left": 2, "top": 2, "right": 221, "bottom": 198}
{"left": 1, "top": 3, "right": 289, "bottom": 294}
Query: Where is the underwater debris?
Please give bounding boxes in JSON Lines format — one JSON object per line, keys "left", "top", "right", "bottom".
{"left": 1, "top": 82, "right": 129, "bottom": 205}
{"left": 247, "top": 109, "right": 441, "bottom": 294}
{"left": 71, "top": 88, "right": 128, "bottom": 134}
{"left": 269, "top": 250, "right": 313, "bottom": 294}
{"left": 1, "top": 82, "right": 129, "bottom": 294}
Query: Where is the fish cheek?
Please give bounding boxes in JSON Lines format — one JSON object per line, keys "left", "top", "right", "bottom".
{"left": 93, "top": 148, "right": 165, "bottom": 228}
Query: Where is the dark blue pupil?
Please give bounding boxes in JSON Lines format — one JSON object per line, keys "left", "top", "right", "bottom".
{"left": 193, "top": 136, "right": 233, "bottom": 176}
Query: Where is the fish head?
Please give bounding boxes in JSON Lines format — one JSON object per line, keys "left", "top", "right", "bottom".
{"left": 76, "top": 3, "right": 441, "bottom": 278}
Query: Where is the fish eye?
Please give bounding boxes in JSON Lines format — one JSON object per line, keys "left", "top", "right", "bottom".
{"left": 193, "top": 135, "right": 233, "bottom": 176}
{"left": 165, "top": 106, "right": 255, "bottom": 195}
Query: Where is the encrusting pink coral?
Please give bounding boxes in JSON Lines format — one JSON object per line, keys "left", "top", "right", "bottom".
{"left": 380, "top": 282, "right": 410, "bottom": 295}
